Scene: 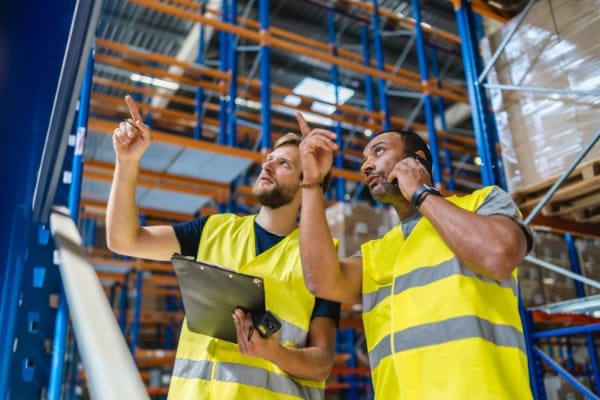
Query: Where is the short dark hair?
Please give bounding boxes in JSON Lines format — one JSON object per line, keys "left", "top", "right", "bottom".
{"left": 371, "top": 129, "right": 433, "bottom": 178}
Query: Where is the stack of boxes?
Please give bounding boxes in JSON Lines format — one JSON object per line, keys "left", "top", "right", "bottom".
{"left": 481, "top": 0, "right": 600, "bottom": 222}
{"left": 326, "top": 201, "right": 399, "bottom": 258}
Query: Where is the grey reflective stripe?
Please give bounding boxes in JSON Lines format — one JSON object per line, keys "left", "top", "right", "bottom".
{"left": 369, "top": 315, "right": 526, "bottom": 371}
{"left": 393, "top": 257, "right": 518, "bottom": 297}
{"left": 368, "top": 335, "right": 392, "bottom": 373}
{"left": 362, "top": 285, "right": 392, "bottom": 313}
{"left": 216, "top": 362, "right": 324, "bottom": 400}
{"left": 172, "top": 358, "right": 213, "bottom": 380}
{"left": 277, "top": 315, "right": 308, "bottom": 348}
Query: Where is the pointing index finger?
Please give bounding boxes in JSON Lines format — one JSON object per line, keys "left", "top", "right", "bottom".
{"left": 125, "top": 95, "right": 143, "bottom": 123}
{"left": 295, "top": 111, "right": 311, "bottom": 137}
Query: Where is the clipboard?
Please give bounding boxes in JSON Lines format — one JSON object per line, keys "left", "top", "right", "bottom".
{"left": 171, "top": 254, "right": 266, "bottom": 343}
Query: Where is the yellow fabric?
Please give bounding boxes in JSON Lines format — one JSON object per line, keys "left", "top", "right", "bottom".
{"left": 361, "top": 187, "right": 532, "bottom": 399}
{"left": 168, "top": 214, "right": 324, "bottom": 400}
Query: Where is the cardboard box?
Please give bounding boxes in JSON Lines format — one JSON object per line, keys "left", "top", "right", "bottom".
{"left": 326, "top": 201, "right": 399, "bottom": 258}
{"left": 481, "top": 0, "right": 600, "bottom": 196}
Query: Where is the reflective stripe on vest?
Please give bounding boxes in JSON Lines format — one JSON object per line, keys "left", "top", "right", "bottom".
{"left": 278, "top": 315, "right": 309, "bottom": 348}
{"left": 173, "top": 359, "right": 324, "bottom": 400}
{"left": 369, "top": 314, "right": 527, "bottom": 371}
{"left": 363, "top": 285, "right": 391, "bottom": 313}
{"left": 363, "top": 258, "right": 517, "bottom": 314}
{"left": 393, "top": 257, "right": 518, "bottom": 297}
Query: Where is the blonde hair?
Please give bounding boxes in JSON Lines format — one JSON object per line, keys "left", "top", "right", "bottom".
{"left": 273, "top": 132, "right": 302, "bottom": 149}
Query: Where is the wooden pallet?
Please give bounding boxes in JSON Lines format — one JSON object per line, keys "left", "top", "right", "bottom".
{"left": 512, "top": 160, "right": 600, "bottom": 224}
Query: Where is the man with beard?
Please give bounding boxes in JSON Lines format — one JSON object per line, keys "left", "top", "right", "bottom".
{"left": 295, "top": 113, "right": 534, "bottom": 400}
{"left": 106, "top": 96, "right": 340, "bottom": 400}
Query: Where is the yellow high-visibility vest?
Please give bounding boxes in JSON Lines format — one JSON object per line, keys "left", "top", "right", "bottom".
{"left": 168, "top": 214, "right": 325, "bottom": 400}
{"left": 361, "top": 186, "right": 533, "bottom": 399}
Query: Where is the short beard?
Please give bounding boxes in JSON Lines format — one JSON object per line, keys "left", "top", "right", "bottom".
{"left": 369, "top": 173, "right": 402, "bottom": 204}
{"left": 253, "top": 183, "right": 296, "bottom": 209}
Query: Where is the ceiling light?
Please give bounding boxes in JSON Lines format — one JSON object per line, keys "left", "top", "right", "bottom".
{"left": 292, "top": 77, "right": 354, "bottom": 105}
{"left": 130, "top": 73, "right": 180, "bottom": 91}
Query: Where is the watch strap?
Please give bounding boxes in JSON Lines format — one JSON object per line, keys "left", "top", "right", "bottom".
{"left": 411, "top": 184, "right": 440, "bottom": 209}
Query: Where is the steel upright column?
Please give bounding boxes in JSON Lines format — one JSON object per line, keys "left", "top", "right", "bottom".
{"left": 453, "top": 0, "right": 500, "bottom": 186}
{"left": 194, "top": 0, "right": 208, "bottom": 140}
{"left": 565, "top": 233, "right": 600, "bottom": 393}
{"left": 218, "top": 0, "right": 230, "bottom": 145}
{"left": 327, "top": 12, "right": 346, "bottom": 201}
{"left": 430, "top": 47, "right": 455, "bottom": 190}
{"left": 360, "top": 26, "right": 376, "bottom": 116}
{"left": 48, "top": 48, "right": 95, "bottom": 400}
{"left": 371, "top": 0, "right": 391, "bottom": 130}
{"left": 227, "top": 0, "right": 238, "bottom": 147}
{"left": 411, "top": 0, "right": 442, "bottom": 186}
{"left": 259, "top": 0, "right": 272, "bottom": 151}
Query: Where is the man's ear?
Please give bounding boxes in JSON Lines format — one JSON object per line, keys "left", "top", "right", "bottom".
{"left": 414, "top": 150, "right": 427, "bottom": 162}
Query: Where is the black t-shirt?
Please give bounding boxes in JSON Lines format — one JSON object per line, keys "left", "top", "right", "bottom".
{"left": 173, "top": 216, "right": 341, "bottom": 326}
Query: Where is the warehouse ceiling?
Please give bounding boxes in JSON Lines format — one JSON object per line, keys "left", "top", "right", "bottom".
{"left": 83, "top": 0, "right": 481, "bottom": 216}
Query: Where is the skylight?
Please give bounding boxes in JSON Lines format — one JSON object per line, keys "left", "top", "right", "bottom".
{"left": 290, "top": 77, "right": 354, "bottom": 109}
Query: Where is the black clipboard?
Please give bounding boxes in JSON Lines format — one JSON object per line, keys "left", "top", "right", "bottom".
{"left": 171, "top": 254, "right": 266, "bottom": 343}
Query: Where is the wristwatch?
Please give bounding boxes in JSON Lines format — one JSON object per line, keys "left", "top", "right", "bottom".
{"left": 411, "top": 184, "right": 441, "bottom": 209}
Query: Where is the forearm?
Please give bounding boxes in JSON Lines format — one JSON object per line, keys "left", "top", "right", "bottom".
{"left": 106, "top": 161, "right": 142, "bottom": 253}
{"left": 265, "top": 342, "right": 333, "bottom": 381}
{"left": 418, "top": 195, "right": 527, "bottom": 280}
{"left": 300, "top": 188, "right": 358, "bottom": 303}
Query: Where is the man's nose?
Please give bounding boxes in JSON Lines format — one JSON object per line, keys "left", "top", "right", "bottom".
{"left": 360, "top": 159, "right": 373, "bottom": 176}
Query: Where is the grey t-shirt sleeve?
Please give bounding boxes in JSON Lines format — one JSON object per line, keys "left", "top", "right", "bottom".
{"left": 476, "top": 186, "right": 535, "bottom": 252}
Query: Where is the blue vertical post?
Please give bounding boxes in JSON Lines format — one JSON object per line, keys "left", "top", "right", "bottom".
{"left": 48, "top": 48, "right": 95, "bottom": 400}
{"left": 429, "top": 47, "right": 454, "bottom": 190}
{"left": 118, "top": 273, "right": 130, "bottom": 333}
{"left": 371, "top": 1, "right": 390, "bottom": 130}
{"left": 411, "top": 0, "right": 442, "bottom": 186}
{"left": 227, "top": 0, "right": 238, "bottom": 147}
{"left": 565, "top": 233, "right": 600, "bottom": 393}
{"left": 360, "top": 25, "right": 375, "bottom": 115}
{"left": 218, "top": 0, "right": 230, "bottom": 145}
{"left": 165, "top": 295, "right": 175, "bottom": 349}
{"left": 259, "top": 0, "right": 272, "bottom": 151}
{"left": 194, "top": 0, "right": 208, "bottom": 140}
{"left": 130, "top": 269, "right": 143, "bottom": 354}
{"left": 453, "top": 0, "right": 498, "bottom": 186}
{"left": 521, "top": 307, "right": 547, "bottom": 399}
{"left": 470, "top": 9, "right": 505, "bottom": 189}
{"left": 327, "top": 12, "right": 346, "bottom": 202}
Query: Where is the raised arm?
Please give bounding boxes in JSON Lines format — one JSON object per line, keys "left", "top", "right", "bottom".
{"left": 296, "top": 112, "right": 363, "bottom": 305}
{"left": 418, "top": 193, "right": 528, "bottom": 281}
{"left": 233, "top": 310, "right": 337, "bottom": 381}
{"left": 105, "top": 95, "right": 180, "bottom": 261}
{"left": 388, "top": 157, "right": 528, "bottom": 281}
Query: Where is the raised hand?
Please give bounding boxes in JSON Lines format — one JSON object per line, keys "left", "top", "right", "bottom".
{"left": 387, "top": 155, "right": 432, "bottom": 201}
{"left": 112, "top": 95, "right": 153, "bottom": 163}
{"left": 295, "top": 111, "right": 338, "bottom": 184}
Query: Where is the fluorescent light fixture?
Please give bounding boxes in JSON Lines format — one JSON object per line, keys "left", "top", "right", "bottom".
{"left": 293, "top": 77, "right": 354, "bottom": 106}
{"left": 283, "top": 94, "right": 302, "bottom": 106}
{"left": 130, "top": 73, "right": 180, "bottom": 91}
{"left": 311, "top": 101, "right": 336, "bottom": 115}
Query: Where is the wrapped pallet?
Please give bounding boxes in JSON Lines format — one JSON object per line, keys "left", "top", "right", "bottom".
{"left": 326, "top": 201, "right": 399, "bottom": 258}
{"left": 481, "top": 0, "right": 600, "bottom": 223}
